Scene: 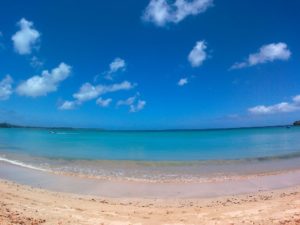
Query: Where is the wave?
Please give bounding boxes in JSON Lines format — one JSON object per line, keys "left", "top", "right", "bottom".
{"left": 1, "top": 152, "right": 300, "bottom": 184}
{"left": 49, "top": 131, "right": 79, "bottom": 135}
{"left": 2, "top": 151, "right": 300, "bottom": 168}
{"left": 0, "top": 156, "right": 49, "bottom": 172}
{"left": 242, "top": 151, "right": 300, "bottom": 162}
{"left": 1, "top": 151, "right": 300, "bottom": 173}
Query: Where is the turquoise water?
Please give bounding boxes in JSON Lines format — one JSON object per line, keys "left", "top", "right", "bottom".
{"left": 1, "top": 127, "right": 300, "bottom": 181}
{"left": 0, "top": 127, "right": 300, "bottom": 161}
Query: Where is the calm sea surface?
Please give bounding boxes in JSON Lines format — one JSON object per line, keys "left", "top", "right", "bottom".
{"left": 1, "top": 127, "right": 300, "bottom": 181}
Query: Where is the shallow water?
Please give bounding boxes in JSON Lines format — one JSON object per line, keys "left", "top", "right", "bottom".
{"left": 1, "top": 162, "right": 300, "bottom": 198}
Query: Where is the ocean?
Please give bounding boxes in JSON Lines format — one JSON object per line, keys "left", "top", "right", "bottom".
{"left": 1, "top": 126, "right": 300, "bottom": 181}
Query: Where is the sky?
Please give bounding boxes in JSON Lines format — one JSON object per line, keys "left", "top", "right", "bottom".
{"left": 0, "top": 0, "right": 299, "bottom": 129}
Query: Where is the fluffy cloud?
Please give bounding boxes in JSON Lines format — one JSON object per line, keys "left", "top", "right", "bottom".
{"left": 58, "top": 100, "right": 78, "bottom": 110}
{"left": 17, "top": 63, "right": 71, "bottom": 97}
{"left": 73, "top": 81, "right": 135, "bottom": 102}
{"left": 73, "top": 83, "right": 101, "bottom": 102}
{"left": 249, "top": 103, "right": 298, "bottom": 115}
{"left": 117, "top": 96, "right": 136, "bottom": 107}
{"left": 249, "top": 95, "right": 300, "bottom": 115}
{"left": 188, "top": 41, "right": 207, "bottom": 67}
{"left": 109, "top": 58, "right": 126, "bottom": 73}
{"left": 130, "top": 100, "right": 146, "bottom": 112}
{"left": 231, "top": 42, "right": 291, "bottom": 69}
{"left": 143, "top": 0, "right": 213, "bottom": 26}
{"left": 117, "top": 94, "right": 146, "bottom": 112}
{"left": 293, "top": 95, "right": 300, "bottom": 104}
{"left": 96, "top": 97, "right": 112, "bottom": 107}
{"left": 59, "top": 81, "right": 135, "bottom": 110}
{"left": 178, "top": 77, "right": 188, "bottom": 86}
{"left": 0, "top": 75, "right": 13, "bottom": 100}
{"left": 12, "top": 18, "right": 40, "bottom": 55}
{"left": 104, "top": 58, "right": 126, "bottom": 80}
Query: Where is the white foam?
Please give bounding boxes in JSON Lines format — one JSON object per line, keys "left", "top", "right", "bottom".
{"left": 0, "top": 156, "right": 49, "bottom": 172}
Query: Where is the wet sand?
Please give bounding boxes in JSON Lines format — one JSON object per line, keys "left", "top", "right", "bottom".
{"left": 1, "top": 161, "right": 300, "bottom": 198}
{"left": 1, "top": 179, "right": 300, "bottom": 224}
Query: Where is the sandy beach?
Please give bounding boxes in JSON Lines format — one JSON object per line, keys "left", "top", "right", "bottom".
{"left": 1, "top": 0, "right": 299, "bottom": 223}
{"left": 0, "top": 178, "right": 300, "bottom": 225}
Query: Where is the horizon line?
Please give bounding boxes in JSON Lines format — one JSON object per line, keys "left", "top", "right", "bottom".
{"left": 0, "top": 122, "right": 297, "bottom": 132}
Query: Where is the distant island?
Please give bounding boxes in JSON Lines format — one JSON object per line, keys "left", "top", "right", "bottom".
{"left": 0, "top": 123, "right": 22, "bottom": 128}
{"left": 0, "top": 122, "right": 75, "bottom": 130}
{"left": 0, "top": 122, "right": 109, "bottom": 131}
{"left": 294, "top": 121, "right": 300, "bottom": 126}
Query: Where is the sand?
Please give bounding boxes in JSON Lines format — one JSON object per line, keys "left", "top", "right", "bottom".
{"left": 2, "top": 162, "right": 300, "bottom": 199}
{"left": 1, "top": 179, "right": 300, "bottom": 225}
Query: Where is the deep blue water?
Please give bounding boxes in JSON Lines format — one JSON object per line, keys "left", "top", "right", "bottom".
{"left": 0, "top": 127, "right": 300, "bottom": 161}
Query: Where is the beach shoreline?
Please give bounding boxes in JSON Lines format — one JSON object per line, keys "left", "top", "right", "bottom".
{"left": 2, "top": 152, "right": 300, "bottom": 183}
{"left": 1, "top": 160, "right": 300, "bottom": 198}
{"left": 1, "top": 153, "right": 300, "bottom": 224}
{"left": 1, "top": 178, "right": 300, "bottom": 224}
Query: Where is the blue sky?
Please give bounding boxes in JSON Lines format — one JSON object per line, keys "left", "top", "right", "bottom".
{"left": 0, "top": 0, "right": 299, "bottom": 129}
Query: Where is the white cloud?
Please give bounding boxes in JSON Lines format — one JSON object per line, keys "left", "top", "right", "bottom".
{"left": 0, "top": 75, "right": 13, "bottom": 100}
{"left": 143, "top": 0, "right": 213, "bottom": 26}
{"left": 130, "top": 100, "right": 146, "bottom": 112}
{"left": 58, "top": 100, "right": 79, "bottom": 110}
{"left": 293, "top": 95, "right": 300, "bottom": 104}
{"left": 59, "top": 80, "right": 135, "bottom": 110}
{"left": 117, "top": 94, "right": 146, "bottom": 112}
{"left": 249, "top": 95, "right": 300, "bottom": 115}
{"left": 143, "top": 0, "right": 171, "bottom": 26}
{"left": 188, "top": 41, "right": 207, "bottom": 67}
{"left": 178, "top": 77, "right": 188, "bottom": 86}
{"left": 96, "top": 97, "right": 112, "bottom": 107}
{"left": 73, "top": 83, "right": 101, "bottom": 102}
{"left": 73, "top": 81, "right": 135, "bottom": 102}
{"left": 249, "top": 103, "right": 298, "bottom": 115}
{"left": 231, "top": 42, "right": 291, "bottom": 69}
{"left": 12, "top": 18, "right": 40, "bottom": 55}
{"left": 30, "top": 56, "right": 44, "bottom": 69}
{"left": 104, "top": 58, "right": 126, "bottom": 80}
{"left": 17, "top": 63, "right": 71, "bottom": 97}
{"left": 117, "top": 96, "right": 136, "bottom": 107}
{"left": 109, "top": 58, "right": 126, "bottom": 73}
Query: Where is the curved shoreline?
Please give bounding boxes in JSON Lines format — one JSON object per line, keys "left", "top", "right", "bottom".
{"left": 2, "top": 157, "right": 300, "bottom": 224}
{"left": 2, "top": 153, "right": 300, "bottom": 184}
{"left": 1, "top": 160, "right": 300, "bottom": 198}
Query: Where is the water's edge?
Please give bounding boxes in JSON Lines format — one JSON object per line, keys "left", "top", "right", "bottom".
{"left": 1, "top": 161, "right": 300, "bottom": 198}
{"left": 1, "top": 153, "right": 300, "bottom": 183}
